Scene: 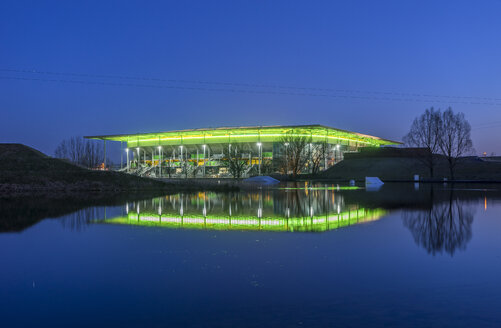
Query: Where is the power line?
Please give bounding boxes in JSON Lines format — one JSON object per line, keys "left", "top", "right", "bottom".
{"left": 472, "top": 119, "right": 501, "bottom": 129}
{"left": 2, "top": 75, "right": 501, "bottom": 107}
{"left": 472, "top": 123, "right": 501, "bottom": 129}
{"left": 2, "top": 67, "right": 501, "bottom": 103}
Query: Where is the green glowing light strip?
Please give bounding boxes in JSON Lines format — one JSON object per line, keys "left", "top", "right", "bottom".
{"left": 102, "top": 208, "right": 387, "bottom": 232}
{"left": 135, "top": 134, "right": 362, "bottom": 143}
{"left": 278, "top": 186, "right": 361, "bottom": 190}
{"left": 85, "top": 125, "right": 401, "bottom": 147}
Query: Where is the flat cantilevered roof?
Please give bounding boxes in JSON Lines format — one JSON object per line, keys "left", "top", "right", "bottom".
{"left": 85, "top": 124, "right": 401, "bottom": 147}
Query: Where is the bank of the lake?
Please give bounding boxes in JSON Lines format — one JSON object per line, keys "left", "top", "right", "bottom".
{"left": 0, "top": 144, "right": 237, "bottom": 196}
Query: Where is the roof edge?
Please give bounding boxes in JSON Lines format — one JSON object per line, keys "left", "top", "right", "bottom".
{"left": 85, "top": 124, "right": 402, "bottom": 145}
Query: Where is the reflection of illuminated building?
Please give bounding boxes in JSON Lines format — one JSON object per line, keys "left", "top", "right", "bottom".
{"left": 105, "top": 208, "right": 386, "bottom": 232}
{"left": 102, "top": 192, "right": 387, "bottom": 232}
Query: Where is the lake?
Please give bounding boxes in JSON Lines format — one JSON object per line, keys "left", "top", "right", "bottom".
{"left": 1, "top": 183, "right": 500, "bottom": 327}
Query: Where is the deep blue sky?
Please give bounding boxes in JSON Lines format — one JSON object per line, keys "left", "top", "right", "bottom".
{"left": 1, "top": 0, "right": 501, "bottom": 159}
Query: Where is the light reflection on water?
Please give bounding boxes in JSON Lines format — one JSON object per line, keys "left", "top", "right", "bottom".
{"left": 46, "top": 182, "right": 497, "bottom": 256}
{"left": 34, "top": 182, "right": 499, "bottom": 254}
{"left": 106, "top": 190, "right": 386, "bottom": 232}
{"left": 1, "top": 183, "right": 501, "bottom": 327}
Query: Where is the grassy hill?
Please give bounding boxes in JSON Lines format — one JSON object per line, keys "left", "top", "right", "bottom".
{"left": 0, "top": 143, "right": 179, "bottom": 194}
{"left": 319, "top": 148, "right": 501, "bottom": 182}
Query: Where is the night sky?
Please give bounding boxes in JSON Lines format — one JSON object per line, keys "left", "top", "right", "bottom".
{"left": 1, "top": 0, "right": 500, "bottom": 160}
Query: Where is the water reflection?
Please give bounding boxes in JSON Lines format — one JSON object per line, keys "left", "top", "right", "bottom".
{"left": 1, "top": 184, "right": 499, "bottom": 250}
{"left": 2, "top": 184, "right": 501, "bottom": 328}
{"left": 60, "top": 207, "right": 108, "bottom": 231}
{"left": 104, "top": 190, "right": 387, "bottom": 232}
{"left": 0, "top": 192, "right": 166, "bottom": 232}
{"left": 402, "top": 188, "right": 475, "bottom": 256}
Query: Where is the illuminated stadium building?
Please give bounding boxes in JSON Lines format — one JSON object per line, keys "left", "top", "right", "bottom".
{"left": 86, "top": 124, "right": 400, "bottom": 177}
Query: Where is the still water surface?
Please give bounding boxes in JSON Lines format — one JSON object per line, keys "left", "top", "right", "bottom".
{"left": 1, "top": 183, "right": 501, "bottom": 327}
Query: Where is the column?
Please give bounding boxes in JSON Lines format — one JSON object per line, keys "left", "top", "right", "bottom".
{"left": 120, "top": 141, "right": 123, "bottom": 170}
{"left": 257, "top": 143, "right": 262, "bottom": 175}
{"left": 126, "top": 148, "right": 129, "bottom": 172}
{"left": 203, "top": 145, "right": 206, "bottom": 177}
{"left": 159, "top": 146, "right": 162, "bottom": 177}
{"left": 103, "top": 140, "right": 107, "bottom": 169}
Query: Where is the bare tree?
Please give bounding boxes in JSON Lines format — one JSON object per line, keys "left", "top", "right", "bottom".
{"left": 403, "top": 108, "right": 442, "bottom": 178}
{"left": 310, "top": 141, "right": 329, "bottom": 174}
{"left": 223, "top": 145, "right": 247, "bottom": 179}
{"left": 260, "top": 158, "right": 274, "bottom": 175}
{"left": 438, "top": 108, "right": 474, "bottom": 180}
{"left": 182, "top": 159, "right": 189, "bottom": 178}
{"left": 279, "top": 132, "right": 311, "bottom": 177}
{"left": 54, "top": 136, "right": 106, "bottom": 168}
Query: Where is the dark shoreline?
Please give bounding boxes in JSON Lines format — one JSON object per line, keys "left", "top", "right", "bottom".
{"left": 3, "top": 176, "right": 501, "bottom": 199}
{"left": 0, "top": 182, "right": 239, "bottom": 198}
{"left": 301, "top": 178, "right": 501, "bottom": 184}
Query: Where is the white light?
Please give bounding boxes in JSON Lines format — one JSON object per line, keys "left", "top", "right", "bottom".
{"left": 125, "top": 148, "right": 129, "bottom": 152}
{"left": 284, "top": 143, "right": 289, "bottom": 146}
{"left": 257, "top": 142, "right": 262, "bottom": 147}
{"left": 157, "top": 146, "right": 161, "bottom": 150}
{"left": 203, "top": 144, "right": 206, "bottom": 149}
{"left": 136, "top": 147, "right": 140, "bottom": 152}
{"left": 336, "top": 145, "right": 340, "bottom": 149}
{"left": 180, "top": 145, "right": 183, "bottom": 149}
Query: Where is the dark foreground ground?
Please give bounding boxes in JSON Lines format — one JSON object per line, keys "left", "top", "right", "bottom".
{"left": 0, "top": 144, "right": 236, "bottom": 196}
